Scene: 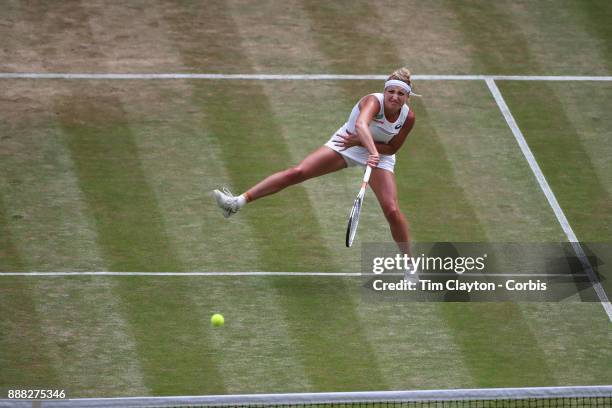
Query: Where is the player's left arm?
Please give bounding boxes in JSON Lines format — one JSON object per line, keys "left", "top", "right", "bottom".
{"left": 375, "top": 110, "right": 415, "bottom": 155}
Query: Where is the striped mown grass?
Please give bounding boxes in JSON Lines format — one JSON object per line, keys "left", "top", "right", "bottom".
{"left": 1, "top": 0, "right": 612, "bottom": 399}
{"left": 3, "top": 76, "right": 610, "bottom": 395}
{"left": 499, "top": 81, "right": 612, "bottom": 243}
{"left": 54, "top": 86, "right": 227, "bottom": 395}
{"left": 0, "top": 198, "right": 58, "bottom": 388}
{"left": 0, "top": 277, "right": 60, "bottom": 389}
{"left": 1, "top": 1, "right": 611, "bottom": 76}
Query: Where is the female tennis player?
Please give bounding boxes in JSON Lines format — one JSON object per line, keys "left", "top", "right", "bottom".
{"left": 214, "top": 67, "right": 416, "bottom": 260}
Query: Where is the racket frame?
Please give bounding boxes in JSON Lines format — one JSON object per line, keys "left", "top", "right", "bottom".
{"left": 345, "top": 166, "right": 373, "bottom": 247}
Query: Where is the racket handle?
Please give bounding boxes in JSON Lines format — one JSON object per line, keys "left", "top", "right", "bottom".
{"left": 363, "top": 165, "right": 373, "bottom": 183}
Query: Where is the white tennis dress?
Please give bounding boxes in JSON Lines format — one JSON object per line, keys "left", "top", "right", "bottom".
{"left": 325, "top": 93, "right": 410, "bottom": 173}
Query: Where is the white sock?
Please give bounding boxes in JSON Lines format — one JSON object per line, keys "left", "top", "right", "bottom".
{"left": 236, "top": 194, "right": 247, "bottom": 208}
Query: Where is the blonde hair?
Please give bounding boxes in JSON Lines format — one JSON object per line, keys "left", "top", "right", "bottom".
{"left": 387, "top": 67, "right": 412, "bottom": 86}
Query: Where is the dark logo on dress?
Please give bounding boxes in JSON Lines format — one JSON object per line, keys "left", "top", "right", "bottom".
{"left": 395, "top": 123, "right": 403, "bottom": 129}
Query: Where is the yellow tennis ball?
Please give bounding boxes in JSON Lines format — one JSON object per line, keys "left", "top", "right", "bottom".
{"left": 211, "top": 313, "right": 224, "bottom": 327}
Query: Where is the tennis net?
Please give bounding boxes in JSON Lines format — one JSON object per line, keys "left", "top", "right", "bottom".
{"left": 1, "top": 386, "right": 611, "bottom": 407}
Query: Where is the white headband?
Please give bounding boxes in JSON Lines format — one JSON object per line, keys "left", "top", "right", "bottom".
{"left": 384, "top": 79, "right": 412, "bottom": 94}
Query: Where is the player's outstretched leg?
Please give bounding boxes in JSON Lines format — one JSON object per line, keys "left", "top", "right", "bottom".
{"left": 213, "top": 146, "right": 346, "bottom": 218}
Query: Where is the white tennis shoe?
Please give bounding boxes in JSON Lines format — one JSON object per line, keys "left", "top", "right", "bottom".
{"left": 213, "top": 187, "right": 240, "bottom": 218}
{"left": 403, "top": 262, "right": 420, "bottom": 283}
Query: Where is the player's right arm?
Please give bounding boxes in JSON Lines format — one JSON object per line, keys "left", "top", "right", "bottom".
{"left": 355, "top": 95, "right": 381, "bottom": 167}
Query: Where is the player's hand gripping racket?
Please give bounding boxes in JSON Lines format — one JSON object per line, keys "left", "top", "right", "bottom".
{"left": 346, "top": 165, "right": 373, "bottom": 247}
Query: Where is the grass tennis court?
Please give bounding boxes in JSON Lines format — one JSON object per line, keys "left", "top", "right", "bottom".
{"left": 1, "top": 0, "right": 611, "bottom": 401}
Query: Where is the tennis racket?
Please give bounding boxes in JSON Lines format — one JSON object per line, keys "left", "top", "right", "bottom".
{"left": 345, "top": 165, "right": 373, "bottom": 247}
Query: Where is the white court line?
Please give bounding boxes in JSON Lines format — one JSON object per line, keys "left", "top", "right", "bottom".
{"left": 0, "top": 271, "right": 362, "bottom": 276}
{"left": 0, "top": 272, "right": 593, "bottom": 277}
{"left": 0, "top": 72, "right": 612, "bottom": 81}
{"left": 486, "top": 78, "right": 612, "bottom": 322}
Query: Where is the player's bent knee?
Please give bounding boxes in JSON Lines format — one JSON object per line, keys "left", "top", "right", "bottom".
{"left": 384, "top": 206, "right": 404, "bottom": 224}
{"left": 284, "top": 166, "right": 307, "bottom": 185}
